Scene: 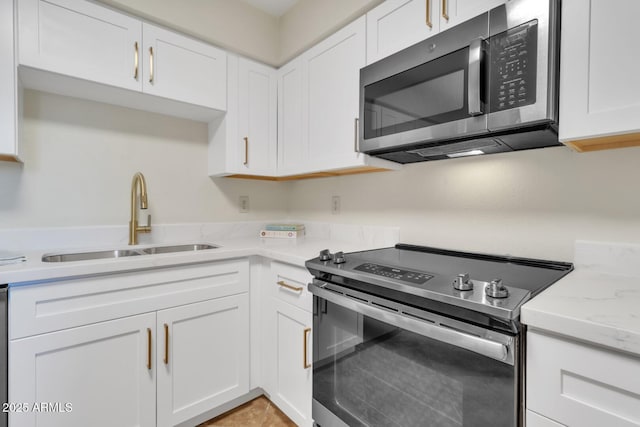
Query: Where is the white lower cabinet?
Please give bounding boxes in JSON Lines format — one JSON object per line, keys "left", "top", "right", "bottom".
{"left": 264, "top": 261, "right": 313, "bottom": 426}
{"left": 527, "top": 330, "right": 640, "bottom": 427}
{"left": 157, "top": 294, "right": 249, "bottom": 427}
{"left": 9, "top": 260, "right": 250, "bottom": 427}
{"left": 10, "top": 313, "right": 157, "bottom": 427}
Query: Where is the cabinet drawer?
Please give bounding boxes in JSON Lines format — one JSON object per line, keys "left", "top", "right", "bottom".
{"left": 270, "top": 261, "right": 313, "bottom": 312}
{"left": 10, "top": 259, "right": 249, "bottom": 339}
{"left": 527, "top": 331, "right": 640, "bottom": 427}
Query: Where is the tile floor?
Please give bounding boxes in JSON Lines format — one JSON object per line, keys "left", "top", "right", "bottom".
{"left": 198, "top": 396, "right": 297, "bottom": 427}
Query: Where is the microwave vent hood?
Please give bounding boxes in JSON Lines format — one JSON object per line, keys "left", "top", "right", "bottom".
{"left": 369, "top": 124, "right": 560, "bottom": 164}
{"left": 358, "top": 0, "right": 561, "bottom": 164}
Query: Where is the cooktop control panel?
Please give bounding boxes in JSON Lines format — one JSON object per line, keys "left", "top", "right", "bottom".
{"left": 354, "top": 263, "right": 433, "bottom": 284}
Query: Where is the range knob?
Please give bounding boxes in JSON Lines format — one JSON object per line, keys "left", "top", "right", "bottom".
{"left": 453, "top": 273, "right": 473, "bottom": 291}
{"left": 333, "top": 251, "right": 346, "bottom": 264}
{"left": 319, "top": 249, "right": 332, "bottom": 262}
{"left": 485, "top": 279, "right": 509, "bottom": 299}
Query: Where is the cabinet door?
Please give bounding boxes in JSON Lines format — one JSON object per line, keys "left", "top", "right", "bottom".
{"left": 18, "top": 0, "right": 142, "bottom": 91}
{"left": 302, "top": 16, "right": 366, "bottom": 171}
{"left": 366, "top": 0, "right": 440, "bottom": 65}
{"left": 440, "top": 0, "right": 505, "bottom": 30}
{"left": 236, "top": 57, "right": 277, "bottom": 175}
{"left": 142, "top": 23, "right": 226, "bottom": 110}
{"left": 277, "top": 57, "right": 305, "bottom": 175}
{"left": 527, "top": 331, "right": 640, "bottom": 427}
{"left": 1, "top": 0, "right": 18, "bottom": 161}
{"left": 156, "top": 294, "right": 250, "bottom": 427}
{"left": 9, "top": 313, "right": 156, "bottom": 427}
{"left": 559, "top": 0, "right": 640, "bottom": 150}
{"left": 268, "top": 299, "right": 312, "bottom": 427}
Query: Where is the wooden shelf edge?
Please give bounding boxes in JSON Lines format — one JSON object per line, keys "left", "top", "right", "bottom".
{"left": 564, "top": 132, "right": 640, "bottom": 153}
{"left": 225, "top": 166, "right": 394, "bottom": 181}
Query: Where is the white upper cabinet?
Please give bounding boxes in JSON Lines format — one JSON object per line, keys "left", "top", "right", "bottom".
{"left": 1, "top": 0, "right": 19, "bottom": 162}
{"left": 277, "top": 57, "right": 304, "bottom": 175}
{"left": 237, "top": 57, "right": 277, "bottom": 175}
{"left": 439, "top": 0, "right": 506, "bottom": 30}
{"left": 366, "top": 0, "right": 440, "bottom": 64}
{"left": 301, "top": 16, "right": 398, "bottom": 173}
{"left": 142, "top": 23, "right": 226, "bottom": 111}
{"left": 16, "top": 0, "right": 226, "bottom": 120}
{"left": 366, "top": 0, "right": 505, "bottom": 65}
{"left": 559, "top": 0, "right": 640, "bottom": 152}
{"left": 208, "top": 54, "right": 277, "bottom": 176}
{"left": 18, "top": 0, "right": 142, "bottom": 91}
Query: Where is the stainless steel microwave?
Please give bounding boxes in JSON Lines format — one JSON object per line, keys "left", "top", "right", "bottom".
{"left": 359, "top": 0, "right": 560, "bottom": 163}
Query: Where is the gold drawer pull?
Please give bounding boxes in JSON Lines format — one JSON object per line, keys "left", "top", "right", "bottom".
{"left": 442, "top": 0, "right": 449, "bottom": 21}
{"left": 303, "top": 327, "right": 311, "bottom": 369}
{"left": 146, "top": 328, "right": 152, "bottom": 370}
{"left": 243, "top": 137, "right": 249, "bottom": 165}
{"left": 277, "top": 280, "right": 303, "bottom": 292}
{"left": 134, "top": 42, "right": 139, "bottom": 79}
{"left": 149, "top": 46, "right": 154, "bottom": 83}
{"left": 164, "top": 323, "right": 169, "bottom": 365}
{"left": 426, "top": 0, "right": 432, "bottom": 28}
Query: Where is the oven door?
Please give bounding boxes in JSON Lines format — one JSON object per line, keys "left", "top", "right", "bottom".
{"left": 310, "top": 281, "right": 519, "bottom": 427}
{"left": 359, "top": 13, "right": 489, "bottom": 154}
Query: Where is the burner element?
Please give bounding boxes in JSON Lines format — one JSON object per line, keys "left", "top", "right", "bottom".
{"left": 485, "top": 279, "right": 509, "bottom": 299}
{"left": 453, "top": 273, "right": 474, "bottom": 291}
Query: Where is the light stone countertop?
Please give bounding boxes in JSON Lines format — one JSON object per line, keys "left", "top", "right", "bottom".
{"left": 522, "top": 240, "right": 640, "bottom": 356}
{"left": 0, "top": 221, "right": 399, "bottom": 285}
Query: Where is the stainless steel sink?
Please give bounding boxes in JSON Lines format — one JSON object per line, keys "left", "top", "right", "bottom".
{"left": 141, "top": 244, "right": 218, "bottom": 254}
{"left": 42, "top": 243, "right": 219, "bottom": 262}
{"left": 42, "top": 249, "right": 144, "bottom": 263}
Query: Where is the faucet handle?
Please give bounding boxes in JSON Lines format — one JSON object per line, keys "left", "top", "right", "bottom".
{"left": 138, "top": 214, "right": 152, "bottom": 233}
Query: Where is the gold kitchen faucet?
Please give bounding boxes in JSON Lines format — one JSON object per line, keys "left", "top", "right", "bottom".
{"left": 129, "top": 172, "right": 152, "bottom": 245}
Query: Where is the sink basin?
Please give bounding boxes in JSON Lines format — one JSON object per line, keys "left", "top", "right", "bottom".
{"left": 42, "top": 243, "right": 219, "bottom": 262}
{"left": 141, "top": 244, "right": 218, "bottom": 254}
{"left": 42, "top": 249, "right": 144, "bottom": 263}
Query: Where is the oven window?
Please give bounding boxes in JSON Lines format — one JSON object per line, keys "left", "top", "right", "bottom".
{"left": 363, "top": 47, "right": 472, "bottom": 140}
{"left": 313, "top": 298, "right": 516, "bottom": 427}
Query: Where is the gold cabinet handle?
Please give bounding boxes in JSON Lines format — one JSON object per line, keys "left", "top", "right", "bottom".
{"left": 277, "top": 280, "right": 303, "bottom": 292}
{"left": 303, "top": 327, "right": 311, "bottom": 369}
{"left": 164, "top": 323, "right": 169, "bottom": 365}
{"left": 426, "top": 0, "right": 432, "bottom": 28}
{"left": 147, "top": 328, "right": 152, "bottom": 370}
{"left": 149, "top": 46, "right": 154, "bottom": 83}
{"left": 442, "top": 0, "right": 449, "bottom": 21}
{"left": 243, "top": 137, "right": 249, "bottom": 165}
{"left": 134, "top": 42, "right": 139, "bottom": 80}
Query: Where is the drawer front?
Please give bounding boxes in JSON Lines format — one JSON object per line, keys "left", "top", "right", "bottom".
{"left": 527, "top": 331, "right": 640, "bottom": 427}
{"left": 10, "top": 259, "right": 249, "bottom": 339}
{"left": 270, "top": 261, "right": 313, "bottom": 312}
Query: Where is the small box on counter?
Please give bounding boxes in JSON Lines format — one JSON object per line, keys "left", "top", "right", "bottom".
{"left": 259, "top": 229, "right": 305, "bottom": 239}
{"left": 264, "top": 223, "right": 305, "bottom": 231}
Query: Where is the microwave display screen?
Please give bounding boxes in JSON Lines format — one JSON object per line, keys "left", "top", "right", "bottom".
{"left": 363, "top": 47, "right": 473, "bottom": 139}
{"left": 489, "top": 20, "right": 538, "bottom": 112}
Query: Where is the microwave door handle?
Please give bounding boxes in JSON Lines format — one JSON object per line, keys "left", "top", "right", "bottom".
{"left": 468, "top": 38, "right": 483, "bottom": 116}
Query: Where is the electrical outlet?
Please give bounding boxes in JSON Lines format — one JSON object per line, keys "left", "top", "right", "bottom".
{"left": 331, "top": 196, "right": 341, "bottom": 215}
{"left": 239, "top": 196, "right": 249, "bottom": 213}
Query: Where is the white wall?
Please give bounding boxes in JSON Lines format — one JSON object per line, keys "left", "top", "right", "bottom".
{"left": 286, "top": 146, "right": 640, "bottom": 261}
{"left": 0, "top": 90, "right": 289, "bottom": 228}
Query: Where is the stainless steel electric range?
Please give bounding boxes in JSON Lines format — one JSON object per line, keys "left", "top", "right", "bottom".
{"left": 306, "top": 244, "right": 572, "bottom": 427}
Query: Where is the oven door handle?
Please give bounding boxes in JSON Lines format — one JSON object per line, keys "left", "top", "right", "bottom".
{"left": 310, "top": 282, "right": 512, "bottom": 365}
{"left": 468, "top": 38, "right": 483, "bottom": 116}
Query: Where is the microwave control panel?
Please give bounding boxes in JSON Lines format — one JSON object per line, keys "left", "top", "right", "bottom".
{"left": 489, "top": 20, "right": 538, "bottom": 112}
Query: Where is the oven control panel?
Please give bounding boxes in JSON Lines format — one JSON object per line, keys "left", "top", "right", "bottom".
{"left": 354, "top": 263, "right": 433, "bottom": 284}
